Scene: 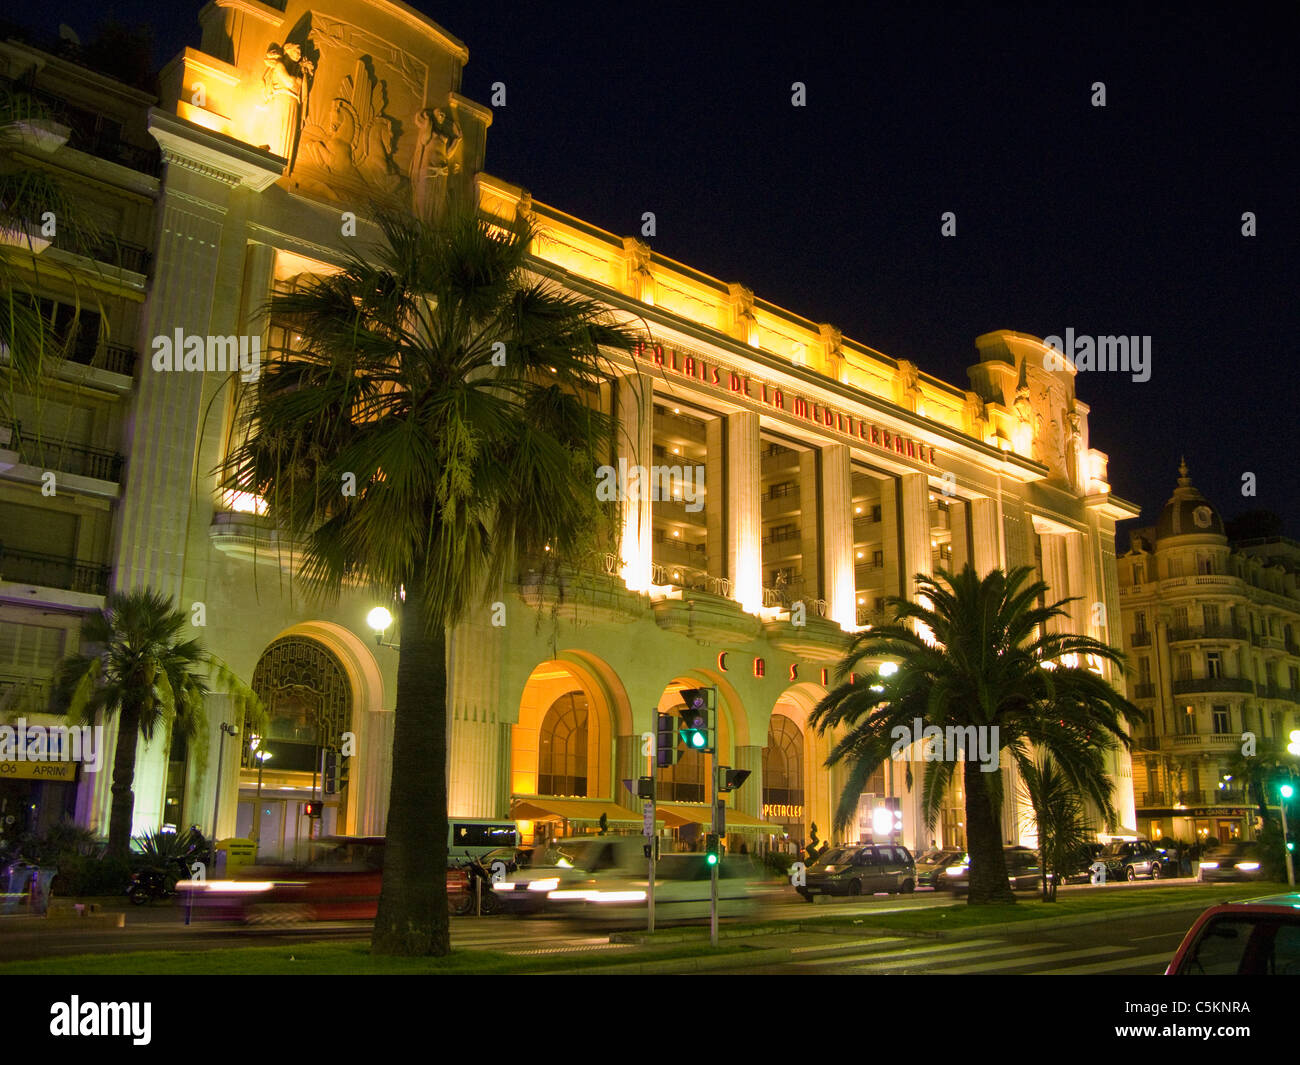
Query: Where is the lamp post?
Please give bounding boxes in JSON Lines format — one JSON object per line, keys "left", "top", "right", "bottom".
{"left": 1281, "top": 782, "right": 1296, "bottom": 887}
{"left": 367, "top": 606, "right": 395, "bottom": 648}
{"left": 210, "top": 722, "right": 238, "bottom": 871}
{"left": 253, "top": 749, "right": 272, "bottom": 856}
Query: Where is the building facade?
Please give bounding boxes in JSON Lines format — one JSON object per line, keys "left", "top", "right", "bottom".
{"left": 1118, "top": 463, "right": 1300, "bottom": 844}
{"left": 1, "top": 0, "right": 1139, "bottom": 860}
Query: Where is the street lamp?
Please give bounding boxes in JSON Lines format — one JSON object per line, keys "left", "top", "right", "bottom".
{"left": 253, "top": 750, "right": 273, "bottom": 855}
{"left": 367, "top": 606, "right": 397, "bottom": 648}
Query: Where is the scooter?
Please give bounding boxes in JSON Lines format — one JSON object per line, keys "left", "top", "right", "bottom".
{"left": 449, "top": 853, "right": 503, "bottom": 916}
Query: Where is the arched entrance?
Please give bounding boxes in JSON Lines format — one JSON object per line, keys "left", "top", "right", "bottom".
{"left": 511, "top": 658, "right": 628, "bottom": 845}
{"left": 237, "top": 635, "right": 354, "bottom": 860}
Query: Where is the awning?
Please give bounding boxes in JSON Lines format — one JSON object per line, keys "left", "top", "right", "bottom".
{"left": 510, "top": 797, "right": 644, "bottom": 825}
{"left": 655, "top": 803, "right": 776, "bottom": 833}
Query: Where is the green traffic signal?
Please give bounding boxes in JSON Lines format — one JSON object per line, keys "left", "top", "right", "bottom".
{"left": 705, "top": 832, "right": 720, "bottom": 865}
{"left": 1282, "top": 784, "right": 1296, "bottom": 800}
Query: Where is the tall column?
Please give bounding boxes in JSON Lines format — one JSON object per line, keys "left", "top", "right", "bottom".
{"left": 968, "top": 497, "right": 1002, "bottom": 576}
{"left": 797, "top": 451, "right": 820, "bottom": 596}
{"left": 727, "top": 412, "right": 762, "bottom": 613}
{"left": 897, "top": 473, "right": 932, "bottom": 602}
{"left": 354, "top": 705, "right": 395, "bottom": 836}
{"left": 614, "top": 371, "right": 653, "bottom": 591}
{"left": 705, "top": 417, "right": 726, "bottom": 582}
{"left": 615, "top": 734, "right": 640, "bottom": 813}
{"left": 733, "top": 745, "right": 763, "bottom": 820}
{"left": 448, "top": 621, "right": 507, "bottom": 817}
{"left": 949, "top": 498, "right": 971, "bottom": 571}
{"left": 819, "top": 444, "right": 855, "bottom": 629}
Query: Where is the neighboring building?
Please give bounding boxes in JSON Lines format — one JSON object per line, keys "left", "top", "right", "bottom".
{"left": 1118, "top": 461, "right": 1300, "bottom": 844}
{"left": 1, "top": 1, "right": 1139, "bottom": 860}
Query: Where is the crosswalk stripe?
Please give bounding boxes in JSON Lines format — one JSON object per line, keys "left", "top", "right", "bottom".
{"left": 927, "top": 944, "right": 1131, "bottom": 974}
{"left": 794, "top": 937, "right": 1011, "bottom": 967}
{"left": 834, "top": 941, "right": 1056, "bottom": 973}
{"left": 1038, "top": 951, "right": 1174, "bottom": 975}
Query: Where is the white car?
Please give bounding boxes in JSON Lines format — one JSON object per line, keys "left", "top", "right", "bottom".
{"left": 550, "top": 852, "right": 760, "bottom": 925}
{"left": 490, "top": 836, "right": 646, "bottom": 913}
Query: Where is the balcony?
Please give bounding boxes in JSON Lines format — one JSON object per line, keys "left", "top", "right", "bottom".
{"left": 1130, "top": 630, "right": 1152, "bottom": 647}
{"left": 517, "top": 554, "right": 648, "bottom": 625}
{"left": 764, "top": 609, "right": 850, "bottom": 663}
{"left": 1131, "top": 682, "right": 1156, "bottom": 700}
{"left": 1261, "top": 683, "right": 1300, "bottom": 704}
{"left": 856, "top": 605, "right": 889, "bottom": 628}
{"left": 0, "top": 673, "right": 53, "bottom": 715}
{"left": 0, "top": 548, "right": 109, "bottom": 595}
{"left": 53, "top": 232, "right": 151, "bottom": 275}
{"left": 1167, "top": 624, "right": 1247, "bottom": 643}
{"left": 2, "top": 422, "right": 123, "bottom": 482}
{"left": 652, "top": 586, "right": 761, "bottom": 644}
{"left": 1255, "top": 633, "right": 1284, "bottom": 651}
{"left": 1171, "top": 676, "right": 1254, "bottom": 696}
{"left": 1169, "top": 734, "right": 1239, "bottom": 753}
{"left": 1133, "top": 736, "right": 1161, "bottom": 752}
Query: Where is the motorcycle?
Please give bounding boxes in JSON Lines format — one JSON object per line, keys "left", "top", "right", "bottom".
{"left": 449, "top": 853, "right": 503, "bottom": 916}
{"left": 127, "top": 865, "right": 182, "bottom": 906}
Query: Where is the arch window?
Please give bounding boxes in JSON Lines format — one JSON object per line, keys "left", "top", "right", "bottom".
{"left": 538, "top": 691, "right": 589, "bottom": 796}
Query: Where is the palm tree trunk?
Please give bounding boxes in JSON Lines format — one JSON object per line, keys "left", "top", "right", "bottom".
{"left": 963, "top": 763, "right": 1015, "bottom": 904}
{"left": 107, "top": 706, "right": 141, "bottom": 860}
{"left": 373, "top": 574, "right": 450, "bottom": 956}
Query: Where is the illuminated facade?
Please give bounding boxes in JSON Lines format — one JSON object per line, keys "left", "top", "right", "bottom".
{"left": 1118, "top": 463, "right": 1300, "bottom": 844}
{"left": 1, "top": 1, "right": 1140, "bottom": 858}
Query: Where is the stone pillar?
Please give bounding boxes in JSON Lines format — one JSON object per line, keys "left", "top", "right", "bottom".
{"left": 732, "top": 745, "right": 763, "bottom": 820}
{"left": 897, "top": 472, "right": 932, "bottom": 602}
{"left": 448, "top": 621, "right": 507, "bottom": 817}
{"left": 797, "top": 451, "right": 820, "bottom": 596}
{"left": 705, "top": 417, "right": 726, "bottom": 582}
{"left": 615, "top": 733, "right": 641, "bottom": 814}
{"left": 614, "top": 371, "right": 653, "bottom": 591}
{"left": 968, "top": 497, "right": 1002, "bottom": 576}
{"left": 354, "top": 706, "right": 395, "bottom": 836}
{"left": 949, "top": 498, "right": 971, "bottom": 570}
{"left": 819, "top": 444, "right": 855, "bottom": 629}
{"left": 727, "top": 412, "right": 762, "bottom": 613}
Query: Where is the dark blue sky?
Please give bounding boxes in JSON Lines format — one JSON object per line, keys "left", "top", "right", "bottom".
{"left": 38, "top": 1, "right": 1300, "bottom": 539}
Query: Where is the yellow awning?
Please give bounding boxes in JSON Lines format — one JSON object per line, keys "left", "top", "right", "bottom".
{"left": 654, "top": 804, "right": 775, "bottom": 832}
{"left": 510, "top": 796, "right": 644, "bottom": 825}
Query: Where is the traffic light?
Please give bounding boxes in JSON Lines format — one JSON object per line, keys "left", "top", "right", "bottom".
{"left": 656, "top": 712, "right": 678, "bottom": 768}
{"left": 677, "top": 687, "right": 712, "bottom": 752}
{"left": 717, "top": 767, "right": 751, "bottom": 793}
{"left": 1282, "top": 784, "right": 1296, "bottom": 800}
{"left": 304, "top": 800, "right": 323, "bottom": 818}
{"left": 705, "top": 832, "right": 720, "bottom": 866}
{"left": 323, "top": 750, "right": 339, "bottom": 795}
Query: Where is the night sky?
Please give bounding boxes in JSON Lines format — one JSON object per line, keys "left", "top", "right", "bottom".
{"left": 36, "top": 2, "right": 1300, "bottom": 541}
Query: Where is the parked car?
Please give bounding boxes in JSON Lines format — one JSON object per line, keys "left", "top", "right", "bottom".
{"left": 1166, "top": 894, "right": 1300, "bottom": 975}
{"left": 1054, "top": 842, "right": 1106, "bottom": 885}
{"left": 946, "top": 846, "right": 1044, "bottom": 894}
{"left": 915, "top": 848, "right": 966, "bottom": 890}
{"left": 1100, "top": 839, "right": 1163, "bottom": 881}
{"left": 796, "top": 843, "right": 915, "bottom": 900}
{"left": 1195, "top": 841, "right": 1270, "bottom": 883}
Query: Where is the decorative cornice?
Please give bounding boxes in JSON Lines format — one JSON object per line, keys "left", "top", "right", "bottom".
{"left": 148, "top": 107, "right": 285, "bottom": 191}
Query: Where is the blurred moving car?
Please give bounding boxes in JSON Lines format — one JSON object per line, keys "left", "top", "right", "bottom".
{"left": 1196, "top": 841, "right": 1270, "bottom": 883}
{"left": 491, "top": 836, "right": 646, "bottom": 914}
{"left": 945, "top": 846, "right": 1043, "bottom": 894}
{"left": 551, "top": 852, "right": 760, "bottom": 925}
{"left": 1100, "top": 839, "right": 1163, "bottom": 881}
{"left": 187, "top": 836, "right": 475, "bottom": 923}
{"left": 1165, "top": 894, "right": 1300, "bottom": 975}
{"left": 915, "top": 848, "right": 965, "bottom": 890}
{"left": 796, "top": 843, "right": 915, "bottom": 900}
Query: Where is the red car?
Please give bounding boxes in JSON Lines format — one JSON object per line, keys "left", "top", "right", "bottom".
{"left": 184, "top": 836, "right": 472, "bottom": 923}
{"left": 1165, "top": 893, "right": 1300, "bottom": 975}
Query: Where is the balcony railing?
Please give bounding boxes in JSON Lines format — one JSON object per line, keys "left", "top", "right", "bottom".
{"left": 2, "top": 422, "right": 123, "bottom": 481}
{"left": 761, "top": 527, "right": 801, "bottom": 547}
{"left": 1167, "top": 624, "right": 1248, "bottom": 642}
{"left": 1171, "top": 676, "right": 1254, "bottom": 695}
{"left": 1261, "top": 683, "right": 1300, "bottom": 703}
{"left": 1130, "top": 631, "right": 1152, "bottom": 647}
{"left": 1131, "top": 682, "right": 1156, "bottom": 699}
{"left": 0, "top": 547, "right": 110, "bottom": 595}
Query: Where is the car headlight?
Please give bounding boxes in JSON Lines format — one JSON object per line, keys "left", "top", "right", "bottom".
{"left": 945, "top": 865, "right": 967, "bottom": 876}
{"left": 1198, "top": 861, "right": 1219, "bottom": 869}
{"left": 1235, "top": 862, "right": 1260, "bottom": 871}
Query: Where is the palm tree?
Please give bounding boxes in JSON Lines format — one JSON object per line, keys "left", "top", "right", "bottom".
{"left": 50, "top": 589, "right": 262, "bottom": 859}
{"left": 1018, "top": 756, "right": 1094, "bottom": 901}
{"left": 220, "top": 206, "right": 637, "bottom": 955}
{"left": 810, "top": 564, "right": 1142, "bottom": 904}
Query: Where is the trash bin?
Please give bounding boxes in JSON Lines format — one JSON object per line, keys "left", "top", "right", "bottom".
{"left": 214, "top": 838, "right": 256, "bottom": 879}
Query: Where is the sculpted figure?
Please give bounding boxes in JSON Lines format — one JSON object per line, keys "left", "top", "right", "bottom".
{"left": 410, "top": 105, "right": 463, "bottom": 222}
{"left": 262, "top": 42, "right": 312, "bottom": 168}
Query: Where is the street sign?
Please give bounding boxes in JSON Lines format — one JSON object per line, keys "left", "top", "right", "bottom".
{"left": 643, "top": 801, "right": 654, "bottom": 836}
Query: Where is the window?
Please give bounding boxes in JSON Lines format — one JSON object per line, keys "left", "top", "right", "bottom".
{"left": 1198, "top": 555, "right": 1214, "bottom": 575}
{"left": 1138, "top": 656, "right": 1151, "bottom": 682}
{"left": 537, "top": 692, "right": 589, "bottom": 796}
{"left": 763, "top": 714, "right": 804, "bottom": 818}
{"left": 1203, "top": 604, "right": 1220, "bottom": 629}
{"left": 1132, "top": 562, "right": 1145, "bottom": 584}
{"left": 871, "top": 504, "right": 882, "bottom": 522}
{"left": 1212, "top": 706, "right": 1230, "bottom": 734}
{"left": 1169, "top": 557, "right": 1184, "bottom": 578}
{"left": 1179, "top": 706, "right": 1197, "bottom": 736}
{"left": 1206, "top": 652, "right": 1223, "bottom": 679}
{"left": 1173, "top": 606, "right": 1189, "bottom": 630}
{"left": 1176, "top": 653, "right": 1192, "bottom": 682}
{"left": 872, "top": 550, "right": 883, "bottom": 566}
